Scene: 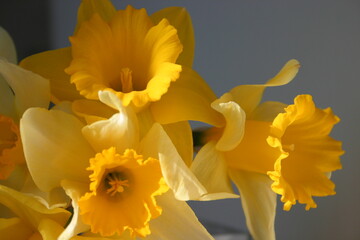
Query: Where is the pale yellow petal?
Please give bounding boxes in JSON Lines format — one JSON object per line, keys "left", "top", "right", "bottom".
{"left": 0, "top": 59, "right": 50, "bottom": 118}
{"left": 0, "top": 185, "right": 71, "bottom": 231}
{"left": 0, "top": 73, "right": 16, "bottom": 119}
{"left": 20, "top": 48, "right": 82, "bottom": 103}
{"left": 76, "top": 0, "right": 116, "bottom": 33}
{"left": 229, "top": 170, "right": 276, "bottom": 240}
{"left": 82, "top": 91, "right": 139, "bottom": 153}
{"left": 151, "top": 7, "right": 194, "bottom": 67}
{"left": 191, "top": 141, "right": 238, "bottom": 200}
{"left": 58, "top": 180, "right": 90, "bottom": 240}
{"left": 151, "top": 66, "right": 223, "bottom": 126}
{"left": 140, "top": 123, "right": 207, "bottom": 201}
{"left": 211, "top": 93, "right": 246, "bottom": 151}
{"left": 20, "top": 108, "right": 94, "bottom": 191}
{"left": 0, "top": 27, "right": 17, "bottom": 63}
{"left": 162, "top": 121, "right": 193, "bottom": 167}
{"left": 0, "top": 218, "right": 33, "bottom": 240}
{"left": 230, "top": 59, "right": 300, "bottom": 115}
{"left": 72, "top": 99, "right": 116, "bottom": 125}
{"left": 148, "top": 191, "right": 215, "bottom": 240}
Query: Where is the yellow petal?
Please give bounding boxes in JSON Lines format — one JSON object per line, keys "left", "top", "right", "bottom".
{"left": 72, "top": 99, "right": 116, "bottom": 125}
{"left": 75, "top": 0, "right": 116, "bottom": 33}
{"left": 249, "top": 101, "right": 287, "bottom": 121}
{"left": 229, "top": 170, "right": 276, "bottom": 240}
{"left": 20, "top": 48, "right": 82, "bottom": 103}
{"left": 151, "top": 66, "right": 223, "bottom": 126}
{"left": 0, "top": 59, "right": 50, "bottom": 119}
{"left": 267, "top": 94, "right": 344, "bottom": 210}
{"left": 148, "top": 191, "right": 214, "bottom": 240}
{"left": 230, "top": 59, "right": 300, "bottom": 115}
{"left": 211, "top": 93, "right": 246, "bottom": 151}
{"left": 162, "top": 121, "right": 193, "bottom": 167}
{"left": 82, "top": 91, "right": 139, "bottom": 153}
{"left": 0, "top": 27, "right": 17, "bottom": 63}
{"left": 140, "top": 123, "right": 207, "bottom": 201}
{"left": 0, "top": 185, "right": 70, "bottom": 231}
{"left": 151, "top": 7, "right": 194, "bottom": 67}
{"left": 191, "top": 141, "right": 238, "bottom": 199}
{"left": 67, "top": 6, "right": 182, "bottom": 109}
{"left": 0, "top": 218, "right": 33, "bottom": 240}
{"left": 20, "top": 108, "right": 94, "bottom": 191}
{"left": 59, "top": 180, "right": 90, "bottom": 240}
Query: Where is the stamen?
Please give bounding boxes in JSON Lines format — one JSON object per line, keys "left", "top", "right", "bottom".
{"left": 120, "top": 68, "right": 133, "bottom": 93}
{"left": 282, "top": 143, "right": 295, "bottom": 152}
{"left": 105, "top": 172, "right": 129, "bottom": 196}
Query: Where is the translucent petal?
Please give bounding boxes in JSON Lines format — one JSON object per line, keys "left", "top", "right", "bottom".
{"left": 20, "top": 108, "right": 94, "bottom": 191}
{"left": 0, "top": 59, "right": 50, "bottom": 119}
{"left": 140, "top": 123, "right": 207, "bottom": 201}
{"left": 20, "top": 48, "right": 82, "bottom": 103}
{"left": 191, "top": 141, "right": 239, "bottom": 199}
{"left": 229, "top": 170, "right": 276, "bottom": 240}
{"left": 147, "top": 191, "right": 214, "bottom": 240}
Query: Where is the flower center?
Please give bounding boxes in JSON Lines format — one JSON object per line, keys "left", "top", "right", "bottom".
{"left": 119, "top": 68, "right": 133, "bottom": 93}
{"left": 104, "top": 172, "right": 130, "bottom": 196}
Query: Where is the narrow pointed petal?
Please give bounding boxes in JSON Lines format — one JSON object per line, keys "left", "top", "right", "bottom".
{"left": 0, "top": 27, "right": 17, "bottom": 63}
{"left": 20, "top": 108, "right": 94, "bottom": 191}
{"left": 151, "top": 7, "right": 194, "bottom": 67}
{"left": 191, "top": 141, "right": 238, "bottom": 200}
{"left": 140, "top": 123, "right": 207, "bottom": 201}
{"left": 20, "top": 48, "right": 82, "bottom": 103}
{"left": 0, "top": 74, "right": 16, "bottom": 120}
{"left": 151, "top": 66, "right": 223, "bottom": 126}
{"left": 230, "top": 59, "right": 300, "bottom": 115}
{"left": 75, "top": 0, "right": 116, "bottom": 33}
{"left": 229, "top": 170, "right": 276, "bottom": 240}
{"left": 0, "top": 59, "right": 50, "bottom": 118}
{"left": 147, "top": 191, "right": 215, "bottom": 240}
{"left": 211, "top": 93, "right": 246, "bottom": 151}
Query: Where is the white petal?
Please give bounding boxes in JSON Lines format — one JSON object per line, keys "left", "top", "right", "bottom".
{"left": 229, "top": 169, "right": 277, "bottom": 240}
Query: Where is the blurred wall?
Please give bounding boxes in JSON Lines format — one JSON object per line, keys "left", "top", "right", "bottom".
{"left": 47, "top": 0, "right": 360, "bottom": 239}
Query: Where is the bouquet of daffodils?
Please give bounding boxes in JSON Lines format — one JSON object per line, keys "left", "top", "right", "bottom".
{"left": 0, "top": 0, "right": 343, "bottom": 239}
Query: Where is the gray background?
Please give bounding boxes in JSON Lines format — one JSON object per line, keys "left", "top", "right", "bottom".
{"left": 21, "top": 0, "right": 360, "bottom": 239}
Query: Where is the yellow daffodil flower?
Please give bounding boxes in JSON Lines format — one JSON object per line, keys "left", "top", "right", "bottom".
{"left": 192, "top": 59, "right": 344, "bottom": 240}
{"left": 21, "top": 90, "right": 225, "bottom": 240}
{"left": 20, "top": 0, "right": 222, "bottom": 126}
